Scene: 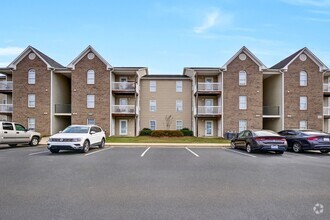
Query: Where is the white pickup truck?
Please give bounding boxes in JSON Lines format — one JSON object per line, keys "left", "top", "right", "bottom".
{"left": 0, "top": 121, "right": 41, "bottom": 147}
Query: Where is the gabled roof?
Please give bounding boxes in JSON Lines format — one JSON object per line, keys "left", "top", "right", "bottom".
{"left": 67, "top": 45, "right": 112, "bottom": 70}
{"left": 270, "top": 47, "right": 328, "bottom": 72}
{"left": 222, "top": 46, "right": 267, "bottom": 71}
{"left": 8, "top": 46, "right": 65, "bottom": 70}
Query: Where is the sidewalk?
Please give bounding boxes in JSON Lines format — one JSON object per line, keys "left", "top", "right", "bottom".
{"left": 40, "top": 137, "right": 230, "bottom": 148}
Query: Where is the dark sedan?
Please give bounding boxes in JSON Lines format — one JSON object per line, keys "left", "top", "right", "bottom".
{"left": 231, "top": 129, "right": 287, "bottom": 154}
{"left": 278, "top": 129, "right": 330, "bottom": 153}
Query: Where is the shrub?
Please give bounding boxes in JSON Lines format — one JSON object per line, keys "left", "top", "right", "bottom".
{"left": 151, "top": 130, "right": 183, "bottom": 137}
{"left": 139, "top": 128, "right": 152, "bottom": 136}
{"left": 180, "top": 128, "right": 193, "bottom": 136}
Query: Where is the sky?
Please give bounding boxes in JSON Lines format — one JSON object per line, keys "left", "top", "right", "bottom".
{"left": 0, "top": 0, "right": 329, "bottom": 74}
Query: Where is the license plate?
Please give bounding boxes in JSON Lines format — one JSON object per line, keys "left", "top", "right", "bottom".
{"left": 324, "top": 138, "right": 330, "bottom": 142}
{"left": 271, "top": 145, "right": 279, "bottom": 149}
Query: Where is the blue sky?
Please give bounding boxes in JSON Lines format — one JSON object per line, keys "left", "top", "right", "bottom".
{"left": 0, "top": 0, "right": 329, "bottom": 74}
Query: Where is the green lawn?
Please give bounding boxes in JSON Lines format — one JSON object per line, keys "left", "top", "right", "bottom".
{"left": 106, "top": 136, "right": 230, "bottom": 144}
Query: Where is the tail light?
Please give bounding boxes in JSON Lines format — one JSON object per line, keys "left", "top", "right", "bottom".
{"left": 255, "top": 137, "right": 286, "bottom": 142}
{"left": 307, "top": 136, "right": 320, "bottom": 141}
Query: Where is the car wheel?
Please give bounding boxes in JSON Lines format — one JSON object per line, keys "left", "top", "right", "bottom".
{"left": 246, "top": 144, "right": 253, "bottom": 153}
{"left": 231, "top": 141, "right": 236, "bottom": 149}
{"left": 9, "top": 144, "right": 17, "bottom": 147}
{"left": 50, "top": 149, "right": 59, "bottom": 153}
{"left": 320, "top": 150, "right": 329, "bottom": 154}
{"left": 99, "top": 138, "right": 105, "bottom": 149}
{"left": 292, "top": 142, "right": 303, "bottom": 153}
{"left": 82, "top": 140, "right": 90, "bottom": 153}
{"left": 29, "top": 136, "right": 39, "bottom": 146}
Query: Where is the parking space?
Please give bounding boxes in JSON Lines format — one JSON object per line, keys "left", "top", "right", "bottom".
{"left": 0, "top": 145, "right": 329, "bottom": 219}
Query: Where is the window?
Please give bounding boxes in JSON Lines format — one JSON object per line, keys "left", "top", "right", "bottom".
{"left": 28, "top": 94, "right": 35, "bottom": 108}
{"left": 239, "top": 120, "right": 247, "bottom": 132}
{"left": 300, "top": 71, "right": 307, "bottom": 86}
{"left": 87, "top": 70, "right": 95, "bottom": 84}
{"left": 300, "top": 96, "right": 307, "bottom": 110}
{"left": 176, "top": 100, "right": 183, "bottom": 112}
{"left": 176, "top": 120, "right": 183, "bottom": 130}
{"left": 87, "top": 119, "right": 95, "bottom": 125}
{"left": 15, "top": 123, "right": 26, "bottom": 131}
{"left": 150, "top": 120, "right": 156, "bottom": 130}
{"left": 2, "top": 122, "right": 14, "bottom": 130}
{"left": 176, "top": 81, "right": 183, "bottom": 92}
{"left": 299, "top": 120, "right": 307, "bottom": 129}
{"left": 87, "top": 95, "right": 95, "bottom": 108}
{"left": 28, "top": 118, "right": 36, "bottom": 130}
{"left": 150, "top": 100, "right": 156, "bottom": 112}
{"left": 28, "top": 69, "right": 36, "bottom": 84}
{"left": 239, "top": 71, "right": 247, "bottom": 86}
{"left": 150, "top": 81, "right": 156, "bottom": 92}
{"left": 239, "top": 96, "right": 247, "bottom": 110}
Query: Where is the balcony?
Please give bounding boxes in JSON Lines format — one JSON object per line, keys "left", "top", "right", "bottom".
{"left": 196, "top": 83, "right": 222, "bottom": 95}
{"left": 0, "top": 104, "right": 13, "bottom": 114}
{"left": 324, "top": 107, "right": 330, "bottom": 118}
{"left": 196, "top": 106, "right": 221, "bottom": 117}
{"left": 112, "top": 82, "right": 136, "bottom": 95}
{"left": 112, "top": 105, "right": 136, "bottom": 117}
{"left": 263, "top": 106, "right": 280, "bottom": 117}
{"left": 54, "top": 104, "right": 71, "bottom": 116}
{"left": 0, "top": 81, "right": 13, "bottom": 93}
{"left": 323, "top": 84, "right": 330, "bottom": 96}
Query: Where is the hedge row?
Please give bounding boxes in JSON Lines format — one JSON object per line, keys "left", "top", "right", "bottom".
{"left": 139, "top": 128, "right": 193, "bottom": 137}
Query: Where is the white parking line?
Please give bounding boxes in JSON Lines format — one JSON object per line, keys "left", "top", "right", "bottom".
{"left": 285, "top": 152, "right": 317, "bottom": 159}
{"left": 29, "top": 151, "right": 49, "bottom": 156}
{"left": 185, "top": 147, "right": 199, "bottom": 157}
{"left": 225, "top": 149, "right": 257, "bottom": 158}
{"left": 141, "top": 147, "right": 150, "bottom": 157}
{"left": 85, "top": 147, "right": 113, "bottom": 156}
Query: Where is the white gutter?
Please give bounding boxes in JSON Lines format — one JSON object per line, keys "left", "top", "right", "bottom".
{"left": 279, "top": 69, "right": 285, "bottom": 130}
{"left": 50, "top": 68, "right": 54, "bottom": 135}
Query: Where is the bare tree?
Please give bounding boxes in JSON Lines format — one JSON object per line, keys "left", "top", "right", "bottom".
{"left": 164, "top": 115, "right": 173, "bottom": 130}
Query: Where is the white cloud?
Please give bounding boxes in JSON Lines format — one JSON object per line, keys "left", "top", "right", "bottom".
{"left": 193, "top": 9, "right": 232, "bottom": 34}
{"left": 0, "top": 47, "right": 24, "bottom": 56}
{"left": 282, "top": 0, "right": 330, "bottom": 7}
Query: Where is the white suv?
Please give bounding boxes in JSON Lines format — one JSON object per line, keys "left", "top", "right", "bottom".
{"left": 47, "top": 125, "right": 106, "bottom": 153}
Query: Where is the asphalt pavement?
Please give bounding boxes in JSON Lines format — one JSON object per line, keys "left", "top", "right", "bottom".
{"left": 0, "top": 145, "right": 329, "bottom": 220}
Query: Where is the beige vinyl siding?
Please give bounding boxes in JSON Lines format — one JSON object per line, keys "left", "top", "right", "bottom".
{"left": 139, "top": 78, "right": 192, "bottom": 131}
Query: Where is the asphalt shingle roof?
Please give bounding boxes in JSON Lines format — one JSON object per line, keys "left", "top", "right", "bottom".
{"left": 270, "top": 48, "right": 305, "bottom": 69}
{"left": 31, "top": 47, "right": 65, "bottom": 69}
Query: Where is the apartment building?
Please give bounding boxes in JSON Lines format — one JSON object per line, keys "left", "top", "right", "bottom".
{"left": 0, "top": 45, "right": 329, "bottom": 137}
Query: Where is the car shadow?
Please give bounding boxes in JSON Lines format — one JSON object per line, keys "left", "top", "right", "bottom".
{"left": 0, "top": 145, "right": 38, "bottom": 151}
{"left": 46, "top": 147, "right": 101, "bottom": 156}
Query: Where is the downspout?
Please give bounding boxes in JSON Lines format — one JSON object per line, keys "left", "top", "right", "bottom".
{"left": 196, "top": 72, "right": 199, "bottom": 137}
{"left": 219, "top": 69, "right": 224, "bottom": 137}
{"left": 134, "top": 73, "right": 137, "bottom": 137}
{"left": 109, "top": 68, "right": 114, "bottom": 137}
{"left": 279, "top": 69, "right": 285, "bottom": 130}
{"left": 50, "top": 68, "right": 54, "bottom": 135}
{"left": 322, "top": 70, "right": 328, "bottom": 132}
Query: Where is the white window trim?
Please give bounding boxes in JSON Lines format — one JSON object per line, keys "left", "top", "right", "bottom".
{"left": 28, "top": 94, "right": 35, "bottom": 108}
{"left": 28, "top": 69, "right": 36, "bottom": 84}
{"left": 176, "top": 81, "right": 183, "bottom": 92}
{"left": 239, "top": 120, "right": 247, "bottom": 132}
{"left": 150, "top": 81, "right": 156, "bottom": 92}
{"left": 299, "top": 120, "right": 307, "bottom": 130}
{"left": 119, "top": 120, "right": 128, "bottom": 135}
{"left": 239, "top": 71, "right": 247, "bottom": 86}
{"left": 176, "top": 120, "right": 183, "bottom": 130}
{"left": 150, "top": 120, "right": 156, "bottom": 130}
{"left": 239, "top": 96, "right": 247, "bottom": 110}
{"left": 176, "top": 100, "right": 183, "bottom": 112}
{"left": 150, "top": 100, "right": 156, "bottom": 112}
{"left": 300, "top": 96, "right": 307, "bottom": 110}
{"left": 300, "top": 71, "right": 307, "bottom": 86}
{"left": 87, "top": 118, "right": 95, "bottom": 125}
{"left": 28, "top": 118, "right": 36, "bottom": 130}
{"left": 87, "top": 70, "right": 95, "bottom": 84}
{"left": 87, "top": 95, "right": 95, "bottom": 108}
{"left": 205, "top": 120, "right": 213, "bottom": 136}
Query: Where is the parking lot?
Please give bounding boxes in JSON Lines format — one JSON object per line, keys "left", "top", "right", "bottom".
{"left": 0, "top": 145, "right": 329, "bottom": 220}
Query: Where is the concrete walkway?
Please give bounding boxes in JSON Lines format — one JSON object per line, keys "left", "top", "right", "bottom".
{"left": 39, "top": 137, "right": 230, "bottom": 148}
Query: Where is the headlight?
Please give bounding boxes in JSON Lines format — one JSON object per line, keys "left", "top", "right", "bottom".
{"left": 71, "top": 138, "right": 81, "bottom": 142}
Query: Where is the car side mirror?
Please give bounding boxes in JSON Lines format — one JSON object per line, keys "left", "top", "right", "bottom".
{"left": 90, "top": 131, "right": 96, "bottom": 135}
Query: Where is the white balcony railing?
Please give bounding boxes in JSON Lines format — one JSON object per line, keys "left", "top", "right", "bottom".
{"left": 197, "top": 83, "right": 222, "bottom": 92}
{"left": 112, "top": 82, "right": 135, "bottom": 91}
{"left": 0, "top": 104, "right": 13, "bottom": 113}
{"left": 197, "top": 106, "right": 221, "bottom": 115}
{"left": 324, "top": 107, "right": 330, "bottom": 115}
{"left": 324, "top": 84, "right": 330, "bottom": 92}
{"left": 112, "top": 105, "right": 136, "bottom": 114}
{"left": 0, "top": 81, "right": 13, "bottom": 91}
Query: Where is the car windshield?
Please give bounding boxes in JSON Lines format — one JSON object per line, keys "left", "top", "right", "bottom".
{"left": 254, "top": 130, "right": 279, "bottom": 137}
{"left": 62, "top": 126, "right": 89, "bottom": 134}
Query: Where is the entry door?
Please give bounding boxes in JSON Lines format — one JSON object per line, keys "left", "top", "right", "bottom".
{"left": 205, "top": 77, "right": 213, "bottom": 90}
{"left": 119, "top": 120, "right": 128, "bottom": 135}
{"left": 119, "top": 98, "right": 128, "bottom": 112}
{"left": 205, "top": 99, "right": 213, "bottom": 114}
{"left": 119, "top": 77, "right": 128, "bottom": 89}
{"left": 205, "top": 121, "right": 213, "bottom": 136}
